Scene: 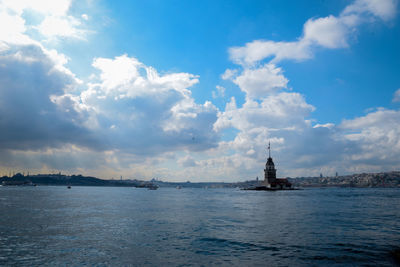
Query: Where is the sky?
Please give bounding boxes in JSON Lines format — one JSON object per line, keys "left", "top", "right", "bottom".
{"left": 0, "top": 0, "right": 399, "bottom": 181}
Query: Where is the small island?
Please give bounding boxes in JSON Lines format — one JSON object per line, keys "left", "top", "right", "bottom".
{"left": 244, "top": 143, "right": 294, "bottom": 191}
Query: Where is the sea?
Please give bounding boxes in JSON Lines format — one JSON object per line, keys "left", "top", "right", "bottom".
{"left": 0, "top": 186, "right": 399, "bottom": 266}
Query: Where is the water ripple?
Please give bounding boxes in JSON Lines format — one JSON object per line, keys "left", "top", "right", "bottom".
{"left": 0, "top": 187, "right": 399, "bottom": 266}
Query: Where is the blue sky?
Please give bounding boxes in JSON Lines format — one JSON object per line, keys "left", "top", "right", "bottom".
{"left": 77, "top": 0, "right": 400, "bottom": 121}
{"left": 0, "top": 0, "right": 399, "bottom": 181}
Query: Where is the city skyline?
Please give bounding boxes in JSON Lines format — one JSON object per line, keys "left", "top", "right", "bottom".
{"left": 0, "top": 0, "right": 399, "bottom": 181}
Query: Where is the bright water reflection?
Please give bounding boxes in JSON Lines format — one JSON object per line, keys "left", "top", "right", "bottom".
{"left": 0, "top": 187, "right": 399, "bottom": 266}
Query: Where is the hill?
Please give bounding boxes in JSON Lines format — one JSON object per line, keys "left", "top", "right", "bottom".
{"left": 0, "top": 173, "right": 155, "bottom": 188}
{"left": 288, "top": 171, "right": 400, "bottom": 188}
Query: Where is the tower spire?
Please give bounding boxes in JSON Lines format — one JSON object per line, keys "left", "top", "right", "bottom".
{"left": 268, "top": 141, "right": 271, "bottom": 158}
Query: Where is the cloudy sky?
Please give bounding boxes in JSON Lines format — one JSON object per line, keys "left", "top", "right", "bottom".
{"left": 0, "top": 0, "right": 399, "bottom": 181}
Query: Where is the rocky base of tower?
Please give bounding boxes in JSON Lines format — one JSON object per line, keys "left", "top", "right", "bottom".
{"left": 242, "top": 185, "right": 300, "bottom": 191}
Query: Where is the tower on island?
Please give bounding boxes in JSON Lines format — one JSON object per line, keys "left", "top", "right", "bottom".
{"left": 264, "top": 142, "right": 277, "bottom": 184}
{"left": 263, "top": 142, "right": 292, "bottom": 189}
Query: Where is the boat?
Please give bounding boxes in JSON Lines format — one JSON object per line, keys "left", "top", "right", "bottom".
{"left": 147, "top": 184, "right": 158, "bottom": 190}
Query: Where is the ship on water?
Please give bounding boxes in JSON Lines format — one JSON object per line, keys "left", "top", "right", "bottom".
{"left": 244, "top": 142, "right": 293, "bottom": 190}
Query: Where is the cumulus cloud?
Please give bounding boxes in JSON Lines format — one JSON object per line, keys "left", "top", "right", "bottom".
{"left": 233, "top": 64, "right": 288, "bottom": 99}
{"left": 0, "top": 44, "right": 95, "bottom": 151}
{"left": 0, "top": 0, "right": 104, "bottom": 178}
{"left": 213, "top": 102, "right": 400, "bottom": 179}
{"left": 340, "top": 108, "right": 400, "bottom": 167}
{"left": 0, "top": 0, "right": 220, "bottom": 176}
{"left": 210, "top": 0, "right": 400, "bottom": 180}
{"left": 209, "top": 93, "right": 400, "bottom": 179}
{"left": 0, "top": 0, "right": 88, "bottom": 41}
{"left": 0, "top": 11, "right": 27, "bottom": 44}
{"left": 229, "top": 0, "right": 397, "bottom": 65}
{"left": 91, "top": 55, "right": 198, "bottom": 98}
{"left": 214, "top": 93, "right": 314, "bottom": 132}
{"left": 303, "top": 15, "right": 350, "bottom": 49}
{"left": 0, "top": 0, "right": 398, "bottom": 181}
{"left": 0, "top": 48, "right": 221, "bottom": 176}
{"left": 80, "top": 55, "right": 219, "bottom": 155}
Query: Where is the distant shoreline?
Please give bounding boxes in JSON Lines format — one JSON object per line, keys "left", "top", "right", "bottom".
{"left": 0, "top": 173, "right": 154, "bottom": 188}
{"left": 1, "top": 171, "right": 399, "bottom": 188}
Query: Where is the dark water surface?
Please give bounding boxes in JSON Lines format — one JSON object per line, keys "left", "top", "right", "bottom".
{"left": 0, "top": 186, "right": 399, "bottom": 266}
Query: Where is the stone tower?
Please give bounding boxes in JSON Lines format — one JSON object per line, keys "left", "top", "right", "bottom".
{"left": 264, "top": 142, "right": 276, "bottom": 184}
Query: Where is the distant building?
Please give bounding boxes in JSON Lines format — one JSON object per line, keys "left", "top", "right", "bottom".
{"left": 264, "top": 142, "right": 292, "bottom": 189}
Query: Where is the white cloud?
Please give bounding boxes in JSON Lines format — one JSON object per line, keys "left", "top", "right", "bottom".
{"left": 341, "top": 108, "right": 400, "bottom": 130}
{"left": 229, "top": 39, "right": 311, "bottom": 66}
{"left": 214, "top": 92, "right": 315, "bottom": 132}
{"left": 91, "top": 55, "right": 198, "bottom": 99}
{"left": 0, "top": 0, "right": 219, "bottom": 179}
{"left": 303, "top": 15, "right": 350, "bottom": 49}
{"left": 221, "top": 68, "right": 238, "bottom": 80}
{"left": 393, "top": 88, "right": 400, "bottom": 102}
{"left": 1, "top": 0, "right": 71, "bottom": 16}
{"left": 0, "top": 0, "right": 92, "bottom": 156}
{"left": 313, "top": 123, "right": 335, "bottom": 129}
{"left": 216, "top": 85, "right": 225, "bottom": 97}
{"left": 37, "top": 16, "right": 85, "bottom": 39}
{"left": 0, "top": 0, "right": 88, "bottom": 40}
{"left": 80, "top": 55, "right": 219, "bottom": 154}
{"left": 163, "top": 99, "right": 218, "bottom": 134}
{"left": 0, "top": 43, "right": 93, "bottom": 151}
{"left": 92, "top": 55, "right": 143, "bottom": 92}
{"left": 340, "top": 108, "right": 400, "bottom": 165}
{"left": 0, "top": 0, "right": 398, "bottom": 181}
{"left": 343, "top": 0, "right": 397, "bottom": 21}
{"left": 0, "top": 10, "right": 33, "bottom": 46}
{"left": 233, "top": 64, "right": 288, "bottom": 99}
{"left": 0, "top": 48, "right": 221, "bottom": 178}
{"left": 0, "top": 0, "right": 221, "bottom": 178}
{"left": 209, "top": 104, "right": 400, "bottom": 179}
{"left": 214, "top": 0, "right": 400, "bottom": 180}
{"left": 212, "top": 85, "right": 225, "bottom": 99}
{"left": 229, "top": 0, "right": 397, "bottom": 66}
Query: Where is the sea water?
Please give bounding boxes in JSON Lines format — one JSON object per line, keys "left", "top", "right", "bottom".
{"left": 0, "top": 186, "right": 399, "bottom": 266}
